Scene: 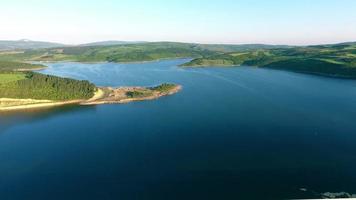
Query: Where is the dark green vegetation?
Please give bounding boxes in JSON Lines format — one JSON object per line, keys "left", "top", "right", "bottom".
{"left": 150, "top": 83, "right": 178, "bottom": 93}
{"left": 0, "top": 72, "right": 96, "bottom": 100}
{"left": 126, "top": 83, "right": 178, "bottom": 98}
{"left": 183, "top": 43, "right": 356, "bottom": 78}
{"left": 0, "top": 61, "right": 46, "bottom": 71}
{"left": 126, "top": 90, "right": 153, "bottom": 98}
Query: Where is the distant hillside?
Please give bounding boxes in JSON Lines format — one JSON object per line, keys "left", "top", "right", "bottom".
{"left": 0, "top": 42, "right": 292, "bottom": 63}
{"left": 79, "top": 41, "right": 146, "bottom": 47}
{"left": 183, "top": 43, "right": 356, "bottom": 78}
{"left": 0, "top": 61, "right": 46, "bottom": 71}
{"left": 195, "top": 43, "right": 292, "bottom": 52}
{"left": 1, "top": 41, "right": 356, "bottom": 78}
{"left": 0, "top": 39, "right": 65, "bottom": 51}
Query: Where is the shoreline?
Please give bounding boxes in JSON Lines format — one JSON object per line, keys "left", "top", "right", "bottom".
{"left": 182, "top": 64, "right": 240, "bottom": 68}
{"left": 27, "top": 57, "right": 192, "bottom": 65}
{"left": 0, "top": 99, "right": 83, "bottom": 112}
{"left": 183, "top": 63, "right": 356, "bottom": 79}
{"left": 0, "top": 85, "right": 182, "bottom": 112}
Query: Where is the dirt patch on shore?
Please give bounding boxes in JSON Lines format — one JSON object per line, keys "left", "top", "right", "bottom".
{"left": 81, "top": 85, "right": 182, "bottom": 105}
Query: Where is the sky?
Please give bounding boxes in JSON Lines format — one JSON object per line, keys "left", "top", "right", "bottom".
{"left": 0, "top": 0, "right": 356, "bottom": 45}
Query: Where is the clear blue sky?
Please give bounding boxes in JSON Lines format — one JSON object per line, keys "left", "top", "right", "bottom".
{"left": 1, "top": 0, "right": 355, "bottom": 45}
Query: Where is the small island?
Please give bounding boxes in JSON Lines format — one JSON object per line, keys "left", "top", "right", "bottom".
{"left": 0, "top": 70, "right": 181, "bottom": 112}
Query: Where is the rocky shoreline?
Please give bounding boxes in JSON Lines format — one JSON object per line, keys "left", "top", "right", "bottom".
{"left": 82, "top": 85, "right": 182, "bottom": 105}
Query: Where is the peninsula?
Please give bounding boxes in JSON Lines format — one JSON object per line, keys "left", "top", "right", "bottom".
{"left": 0, "top": 70, "right": 181, "bottom": 112}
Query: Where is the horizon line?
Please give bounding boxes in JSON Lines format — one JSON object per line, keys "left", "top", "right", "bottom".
{"left": 0, "top": 38, "right": 355, "bottom": 47}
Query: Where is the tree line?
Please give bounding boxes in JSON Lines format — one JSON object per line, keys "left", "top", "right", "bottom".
{"left": 0, "top": 72, "right": 96, "bottom": 100}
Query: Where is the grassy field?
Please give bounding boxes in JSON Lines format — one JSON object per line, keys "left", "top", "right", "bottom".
{"left": 0, "top": 73, "right": 26, "bottom": 84}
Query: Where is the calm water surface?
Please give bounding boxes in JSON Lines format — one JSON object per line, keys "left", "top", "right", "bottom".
{"left": 1, "top": 59, "right": 356, "bottom": 199}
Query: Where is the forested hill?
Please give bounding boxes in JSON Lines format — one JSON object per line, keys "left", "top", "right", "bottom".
{"left": 183, "top": 43, "right": 356, "bottom": 78}
{"left": 0, "top": 72, "right": 96, "bottom": 100}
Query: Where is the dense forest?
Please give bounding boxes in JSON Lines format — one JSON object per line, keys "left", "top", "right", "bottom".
{"left": 0, "top": 72, "right": 96, "bottom": 100}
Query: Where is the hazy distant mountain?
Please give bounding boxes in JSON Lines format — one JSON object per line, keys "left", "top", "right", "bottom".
{"left": 79, "top": 40, "right": 147, "bottom": 47}
{"left": 0, "top": 39, "right": 66, "bottom": 51}
{"left": 309, "top": 41, "right": 356, "bottom": 48}
{"left": 196, "top": 43, "right": 292, "bottom": 52}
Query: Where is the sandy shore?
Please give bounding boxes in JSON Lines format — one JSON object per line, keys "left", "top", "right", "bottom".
{"left": 0, "top": 85, "right": 181, "bottom": 112}
{"left": 0, "top": 99, "right": 83, "bottom": 112}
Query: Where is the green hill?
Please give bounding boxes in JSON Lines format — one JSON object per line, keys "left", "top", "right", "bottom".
{"left": 0, "top": 42, "right": 292, "bottom": 63}
{"left": 0, "top": 61, "right": 47, "bottom": 71}
{"left": 0, "top": 39, "right": 65, "bottom": 51}
{"left": 79, "top": 41, "right": 147, "bottom": 47}
{"left": 183, "top": 44, "right": 356, "bottom": 78}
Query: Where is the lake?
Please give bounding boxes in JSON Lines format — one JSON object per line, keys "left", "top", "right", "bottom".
{"left": 1, "top": 59, "right": 356, "bottom": 199}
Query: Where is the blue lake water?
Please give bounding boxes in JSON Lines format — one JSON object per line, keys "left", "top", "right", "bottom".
{"left": 1, "top": 59, "right": 356, "bottom": 199}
